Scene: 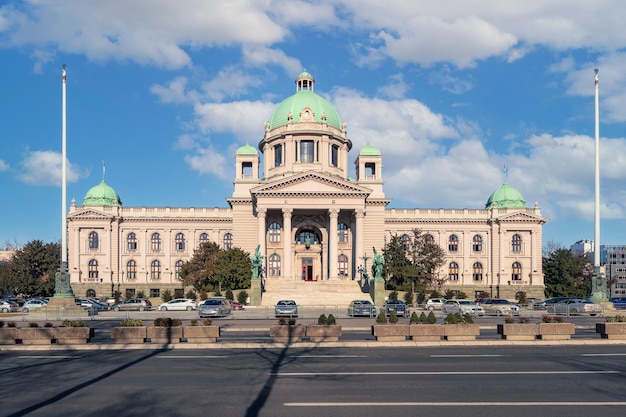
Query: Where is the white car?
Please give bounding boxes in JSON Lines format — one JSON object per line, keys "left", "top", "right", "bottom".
{"left": 157, "top": 298, "right": 197, "bottom": 311}
{"left": 480, "top": 298, "right": 520, "bottom": 316}
{"left": 442, "top": 300, "right": 485, "bottom": 316}
{"left": 424, "top": 298, "right": 447, "bottom": 311}
{"left": 547, "top": 298, "right": 602, "bottom": 316}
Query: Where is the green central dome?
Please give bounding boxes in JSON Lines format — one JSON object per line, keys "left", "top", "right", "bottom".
{"left": 269, "top": 72, "right": 342, "bottom": 131}
{"left": 83, "top": 180, "right": 122, "bottom": 206}
{"left": 486, "top": 182, "right": 525, "bottom": 209}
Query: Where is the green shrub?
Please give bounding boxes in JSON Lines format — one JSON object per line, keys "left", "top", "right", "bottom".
{"left": 0, "top": 320, "right": 4, "bottom": 328}
{"left": 404, "top": 291, "right": 414, "bottom": 306}
{"left": 7, "top": 321, "right": 16, "bottom": 328}
{"left": 504, "top": 316, "right": 515, "bottom": 324}
{"left": 388, "top": 310, "right": 399, "bottom": 324}
{"left": 288, "top": 318, "right": 297, "bottom": 326}
{"left": 174, "top": 289, "right": 184, "bottom": 299}
{"left": 189, "top": 319, "right": 198, "bottom": 326}
{"left": 62, "top": 320, "right": 85, "bottom": 327}
{"left": 119, "top": 319, "right": 144, "bottom": 327}
{"left": 202, "top": 318, "right": 212, "bottom": 326}
{"left": 237, "top": 291, "right": 248, "bottom": 305}
{"left": 444, "top": 312, "right": 474, "bottom": 324}
{"left": 427, "top": 311, "right": 437, "bottom": 324}
{"left": 388, "top": 291, "right": 398, "bottom": 300}
{"left": 327, "top": 314, "right": 336, "bottom": 325}
{"left": 199, "top": 289, "right": 208, "bottom": 301}
{"left": 376, "top": 312, "right": 388, "bottom": 324}
{"left": 457, "top": 291, "right": 468, "bottom": 299}
{"left": 225, "top": 289, "right": 234, "bottom": 301}
{"left": 44, "top": 322, "right": 53, "bottom": 328}
{"left": 136, "top": 290, "right": 146, "bottom": 299}
{"left": 607, "top": 315, "right": 626, "bottom": 323}
{"left": 410, "top": 312, "right": 419, "bottom": 324}
{"left": 153, "top": 317, "right": 182, "bottom": 327}
{"left": 185, "top": 290, "right": 197, "bottom": 300}
{"left": 542, "top": 315, "right": 565, "bottom": 323}
{"left": 161, "top": 289, "right": 173, "bottom": 303}
{"left": 518, "top": 316, "right": 530, "bottom": 323}
{"left": 278, "top": 317, "right": 288, "bottom": 325}
{"left": 28, "top": 322, "right": 39, "bottom": 328}
{"left": 317, "top": 314, "right": 328, "bottom": 325}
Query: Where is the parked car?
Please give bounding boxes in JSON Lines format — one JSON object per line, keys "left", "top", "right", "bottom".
{"left": 0, "top": 299, "right": 19, "bottom": 313}
{"left": 229, "top": 300, "right": 244, "bottom": 310}
{"left": 347, "top": 300, "right": 377, "bottom": 317}
{"left": 383, "top": 299, "right": 409, "bottom": 317}
{"left": 520, "top": 297, "right": 542, "bottom": 307}
{"left": 609, "top": 297, "right": 626, "bottom": 310}
{"left": 424, "top": 298, "right": 447, "bottom": 311}
{"left": 442, "top": 300, "right": 485, "bottom": 316}
{"left": 78, "top": 298, "right": 109, "bottom": 311}
{"left": 480, "top": 298, "right": 520, "bottom": 316}
{"left": 198, "top": 298, "right": 232, "bottom": 318}
{"left": 547, "top": 298, "right": 602, "bottom": 316}
{"left": 274, "top": 299, "right": 298, "bottom": 318}
{"left": 533, "top": 296, "right": 568, "bottom": 310}
{"left": 111, "top": 298, "right": 153, "bottom": 311}
{"left": 157, "top": 298, "right": 197, "bottom": 311}
{"left": 22, "top": 299, "right": 49, "bottom": 312}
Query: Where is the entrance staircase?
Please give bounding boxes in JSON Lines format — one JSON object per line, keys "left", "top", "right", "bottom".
{"left": 260, "top": 279, "right": 372, "bottom": 307}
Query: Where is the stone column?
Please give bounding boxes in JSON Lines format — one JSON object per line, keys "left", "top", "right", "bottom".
{"left": 282, "top": 208, "right": 293, "bottom": 280}
{"left": 355, "top": 209, "right": 365, "bottom": 271}
{"left": 257, "top": 208, "right": 267, "bottom": 268}
{"left": 329, "top": 209, "right": 339, "bottom": 280}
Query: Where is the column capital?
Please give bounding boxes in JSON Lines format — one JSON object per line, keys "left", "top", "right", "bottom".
{"left": 355, "top": 209, "right": 365, "bottom": 218}
{"left": 282, "top": 208, "right": 293, "bottom": 217}
{"left": 329, "top": 208, "right": 339, "bottom": 218}
{"left": 257, "top": 208, "right": 267, "bottom": 217}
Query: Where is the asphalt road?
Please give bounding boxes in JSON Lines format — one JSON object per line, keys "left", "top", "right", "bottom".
{"left": 2, "top": 345, "right": 626, "bottom": 417}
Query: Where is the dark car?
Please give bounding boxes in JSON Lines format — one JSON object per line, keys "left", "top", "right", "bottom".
{"left": 347, "top": 300, "right": 377, "bottom": 317}
{"left": 111, "top": 298, "right": 152, "bottom": 311}
{"left": 610, "top": 297, "right": 626, "bottom": 310}
{"left": 382, "top": 300, "right": 408, "bottom": 317}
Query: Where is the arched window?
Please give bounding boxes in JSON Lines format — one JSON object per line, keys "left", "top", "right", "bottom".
{"left": 269, "top": 222, "right": 281, "bottom": 243}
{"left": 338, "top": 223, "right": 349, "bottom": 243}
{"left": 150, "top": 260, "right": 161, "bottom": 280}
{"left": 127, "top": 232, "right": 137, "bottom": 251}
{"left": 449, "top": 262, "right": 459, "bottom": 281}
{"left": 126, "top": 260, "right": 137, "bottom": 280}
{"left": 86, "top": 289, "right": 96, "bottom": 298}
{"left": 297, "top": 230, "right": 319, "bottom": 245}
{"left": 151, "top": 233, "right": 161, "bottom": 252}
{"left": 223, "top": 233, "right": 233, "bottom": 250}
{"left": 425, "top": 234, "right": 435, "bottom": 244}
{"left": 472, "top": 235, "right": 483, "bottom": 252}
{"left": 269, "top": 253, "right": 281, "bottom": 276}
{"left": 338, "top": 254, "right": 348, "bottom": 277}
{"left": 512, "top": 261, "right": 522, "bottom": 281}
{"left": 175, "top": 260, "right": 184, "bottom": 280}
{"left": 88, "top": 259, "right": 98, "bottom": 279}
{"left": 512, "top": 234, "right": 522, "bottom": 252}
{"left": 401, "top": 234, "right": 411, "bottom": 250}
{"left": 175, "top": 233, "right": 185, "bottom": 251}
{"left": 199, "top": 233, "right": 210, "bottom": 246}
{"left": 448, "top": 235, "right": 459, "bottom": 252}
{"left": 88, "top": 231, "right": 99, "bottom": 249}
{"left": 472, "top": 262, "right": 483, "bottom": 281}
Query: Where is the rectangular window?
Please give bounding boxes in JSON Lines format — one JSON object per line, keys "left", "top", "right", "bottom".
{"left": 331, "top": 144, "right": 338, "bottom": 167}
{"left": 274, "top": 144, "right": 283, "bottom": 166}
{"left": 150, "top": 288, "right": 160, "bottom": 298}
{"left": 300, "top": 140, "right": 314, "bottom": 163}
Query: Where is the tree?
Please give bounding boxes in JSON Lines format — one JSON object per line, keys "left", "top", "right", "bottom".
{"left": 406, "top": 229, "right": 446, "bottom": 290}
{"left": 213, "top": 247, "right": 252, "bottom": 291}
{"left": 180, "top": 242, "right": 220, "bottom": 292}
{"left": 543, "top": 245, "right": 592, "bottom": 297}
{"left": 382, "top": 234, "right": 418, "bottom": 291}
{"left": 2, "top": 240, "right": 60, "bottom": 297}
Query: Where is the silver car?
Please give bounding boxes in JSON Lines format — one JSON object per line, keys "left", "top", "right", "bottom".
{"left": 274, "top": 299, "right": 298, "bottom": 318}
{"left": 547, "top": 298, "right": 602, "bottom": 316}
{"left": 198, "top": 298, "right": 232, "bottom": 318}
{"left": 442, "top": 300, "right": 485, "bottom": 316}
{"left": 111, "top": 298, "right": 153, "bottom": 311}
{"left": 347, "top": 300, "right": 377, "bottom": 317}
{"left": 480, "top": 298, "right": 520, "bottom": 316}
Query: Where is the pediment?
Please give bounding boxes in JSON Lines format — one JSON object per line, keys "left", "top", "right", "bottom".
{"left": 68, "top": 208, "right": 115, "bottom": 220}
{"left": 494, "top": 211, "right": 547, "bottom": 223}
{"left": 251, "top": 172, "right": 371, "bottom": 197}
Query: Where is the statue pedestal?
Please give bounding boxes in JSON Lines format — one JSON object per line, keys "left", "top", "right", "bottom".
{"left": 250, "top": 280, "right": 262, "bottom": 306}
{"left": 370, "top": 279, "right": 386, "bottom": 307}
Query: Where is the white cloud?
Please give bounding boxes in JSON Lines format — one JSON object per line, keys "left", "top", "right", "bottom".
{"left": 17, "top": 150, "right": 86, "bottom": 186}
{"left": 184, "top": 146, "right": 230, "bottom": 180}
{"left": 0, "top": 159, "right": 9, "bottom": 171}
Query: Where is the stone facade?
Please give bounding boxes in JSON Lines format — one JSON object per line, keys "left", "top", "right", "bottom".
{"left": 66, "top": 72, "right": 546, "bottom": 302}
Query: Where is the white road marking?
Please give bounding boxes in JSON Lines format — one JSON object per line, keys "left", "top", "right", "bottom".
{"left": 285, "top": 401, "right": 626, "bottom": 407}
{"left": 430, "top": 354, "right": 507, "bottom": 357}
{"left": 273, "top": 370, "right": 618, "bottom": 376}
{"left": 157, "top": 355, "right": 229, "bottom": 358}
{"left": 295, "top": 355, "right": 366, "bottom": 358}
{"left": 582, "top": 353, "right": 626, "bottom": 356}
{"left": 18, "top": 355, "right": 78, "bottom": 359}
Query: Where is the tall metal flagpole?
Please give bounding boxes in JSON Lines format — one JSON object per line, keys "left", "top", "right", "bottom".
{"left": 591, "top": 68, "right": 607, "bottom": 301}
{"left": 52, "top": 64, "right": 75, "bottom": 302}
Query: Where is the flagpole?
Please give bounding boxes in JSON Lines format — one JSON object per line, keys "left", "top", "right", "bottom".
{"left": 591, "top": 68, "right": 606, "bottom": 301}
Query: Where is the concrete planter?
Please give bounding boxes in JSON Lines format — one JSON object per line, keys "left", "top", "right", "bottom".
{"left": 17, "top": 327, "right": 55, "bottom": 345}
{"left": 409, "top": 324, "right": 444, "bottom": 341}
{"left": 371, "top": 324, "right": 410, "bottom": 342}
{"left": 443, "top": 324, "right": 480, "bottom": 341}
{"left": 596, "top": 322, "right": 626, "bottom": 339}
{"left": 0, "top": 328, "right": 18, "bottom": 345}
{"left": 270, "top": 325, "right": 305, "bottom": 343}
{"left": 111, "top": 327, "right": 147, "bottom": 344}
{"left": 497, "top": 324, "right": 538, "bottom": 340}
{"left": 182, "top": 326, "right": 220, "bottom": 343}
{"left": 537, "top": 322, "right": 575, "bottom": 340}
{"left": 305, "top": 325, "right": 342, "bottom": 342}
{"left": 54, "top": 327, "right": 91, "bottom": 344}
{"left": 147, "top": 326, "right": 183, "bottom": 343}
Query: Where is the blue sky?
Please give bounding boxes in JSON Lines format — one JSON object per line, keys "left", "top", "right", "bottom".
{"left": 1, "top": 0, "right": 625, "bottom": 250}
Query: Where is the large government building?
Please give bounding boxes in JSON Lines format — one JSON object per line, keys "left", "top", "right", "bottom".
{"left": 67, "top": 71, "right": 547, "bottom": 304}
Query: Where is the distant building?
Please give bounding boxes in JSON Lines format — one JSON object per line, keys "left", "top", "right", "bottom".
{"left": 571, "top": 239, "right": 594, "bottom": 259}
{"left": 66, "top": 71, "right": 547, "bottom": 303}
{"left": 602, "top": 245, "right": 626, "bottom": 297}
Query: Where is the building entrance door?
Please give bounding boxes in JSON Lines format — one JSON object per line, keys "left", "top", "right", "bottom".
{"left": 301, "top": 258, "right": 315, "bottom": 281}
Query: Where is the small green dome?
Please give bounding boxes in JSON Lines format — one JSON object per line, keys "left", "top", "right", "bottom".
{"left": 83, "top": 180, "right": 122, "bottom": 206}
{"left": 269, "top": 72, "right": 342, "bottom": 130}
{"left": 236, "top": 142, "right": 258, "bottom": 155}
{"left": 486, "top": 182, "right": 526, "bottom": 209}
{"left": 359, "top": 143, "right": 381, "bottom": 156}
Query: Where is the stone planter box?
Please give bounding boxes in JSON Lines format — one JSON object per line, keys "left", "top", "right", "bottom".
{"left": 147, "top": 326, "right": 183, "bottom": 343}
{"left": 497, "top": 324, "right": 538, "bottom": 341}
{"left": 270, "top": 325, "right": 305, "bottom": 343}
{"left": 372, "top": 324, "right": 410, "bottom": 342}
{"left": 0, "top": 328, "right": 18, "bottom": 345}
{"left": 305, "top": 325, "right": 342, "bottom": 342}
{"left": 596, "top": 322, "right": 626, "bottom": 339}
{"left": 17, "top": 328, "right": 55, "bottom": 345}
{"left": 537, "top": 323, "right": 575, "bottom": 340}
{"left": 54, "top": 327, "right": 92, "bottom": 344}
{"left": 443, "top": 324, "right": 480, "bottom": 341}
{"left": 182, "top": 326, "right": 220, "bottom": 343}
{"left": 111, "top": 327, "right": 147, "bottom": 344}
{"left": 409, "top": 324, "right": 444, "bottom": 341}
